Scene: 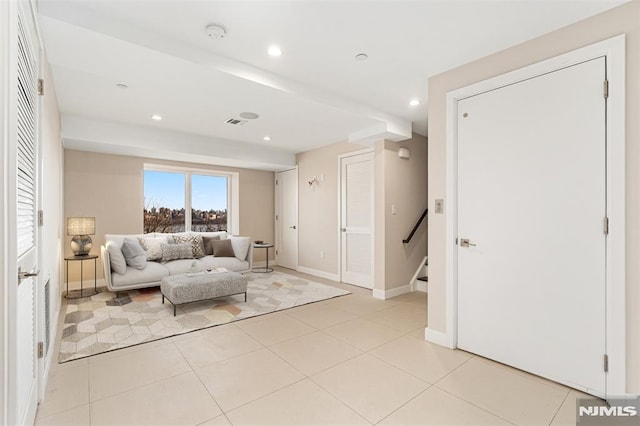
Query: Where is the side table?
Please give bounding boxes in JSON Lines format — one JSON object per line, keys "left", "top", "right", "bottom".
{"left": 252, "top": 243, "right": 274, "bottom": 273}
{"left": 65, "top": 254, "right": 99, "bottom": 299}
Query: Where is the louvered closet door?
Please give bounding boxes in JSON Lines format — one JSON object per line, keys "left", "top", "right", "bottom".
{"left": 16, "top": 3, "right": 40, "bottom": 424}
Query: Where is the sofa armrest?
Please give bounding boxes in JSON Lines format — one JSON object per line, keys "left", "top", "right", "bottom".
{"left": 100, "top": 245, "right": 113, "bottom": 289}
{"left": 246, "top": 243, "right": 254, "bottom": 271}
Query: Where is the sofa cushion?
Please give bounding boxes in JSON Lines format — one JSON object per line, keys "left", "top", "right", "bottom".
{"left": 172, "top": 234, "right": 205, "bottom": 258}
{"left": 162, "top": 259, "right": 208, "bottom": 275}
{"left": 161, "top": 243, "right": 193, "bottom": 262}
{"left": 210, "top": 239, "right": 235, "bottom": 257}
{"left": 199, "top": 256, "right": 250, "bottom": 272}
{"left": 111, "top": 262, "right": 169, "bottom": 288}
{"left": 105, "top": 233, "right": 155, "bottom": 247}
{"left": 121, "top": 238, "right": 147, "bottom": 270}
{"left": 138, "top": 236, "right": 168, "bottom": 261}
{"left": 202, "top": 235, "right": 220, "bottom": 255}
{"left": 106, "top": 241, "right": 127, "bottom": 275}
{"left": 228, "top": 235, "right": 251, "bottom": 260}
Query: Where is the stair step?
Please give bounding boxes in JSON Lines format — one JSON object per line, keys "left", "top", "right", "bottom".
{"left": 417, "top": 276, "right": 428, "bottom": 282}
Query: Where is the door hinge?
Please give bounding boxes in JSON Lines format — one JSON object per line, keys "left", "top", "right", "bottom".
{"left": 603, "top": 80, "right": 609, "bottom": 99}
{"left": 455, "top": 237, "right": 459, "bottom": 245}
{"left": 275, "top": 179, "right": 278, "bottom": 185}
{"left": 38, "top": 210, "right": 43, "bottom": 227}
{"left": 37, "top": 79, "right": 44, "bottom": 96}
{"left": 275, "top": 249, "right": 278, "bottom": 255}
{"left": 275, "top": 214, "right": 278, "bottom": 221}
{"left": 38, "top": 341, "right": 44, "bottom": 359}
{"left": 604, "top": 354, "right": 609, "bottom": 372}
{"left": 604, "top": 217, "right": 609, "bottom": 235}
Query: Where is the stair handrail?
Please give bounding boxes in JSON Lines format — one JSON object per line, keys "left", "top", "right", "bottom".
{"left": 402, "top": 208, "right": 428, "bottom": 244}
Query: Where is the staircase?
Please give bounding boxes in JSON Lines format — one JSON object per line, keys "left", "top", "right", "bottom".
{"left": 412, "top": 257, "right": 428, "bottom": 292}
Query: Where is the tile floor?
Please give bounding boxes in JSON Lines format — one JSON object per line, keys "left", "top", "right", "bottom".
{"left": 35, "top": 268, "right": 585, "bottom": 425}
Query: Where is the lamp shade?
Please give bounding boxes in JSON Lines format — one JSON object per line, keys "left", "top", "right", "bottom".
{"left": 67, "top": 217, "right": 95, "bottom": 236}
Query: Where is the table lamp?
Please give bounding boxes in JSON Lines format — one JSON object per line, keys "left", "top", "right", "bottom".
{"left": 67, "top": 217, "right": 95, "bottom": 256}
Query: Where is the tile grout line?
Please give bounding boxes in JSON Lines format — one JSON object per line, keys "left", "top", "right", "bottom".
{"left": 548, "top": 390, "right": 571, "bottom": 425}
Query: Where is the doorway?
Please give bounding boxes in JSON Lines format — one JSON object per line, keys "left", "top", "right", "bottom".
{"left": 339, "top": 150, "right": 374, "bottom": 289}
{"left": 442, "top": 36, "right": 626, "bottom": 398}
{"left": 275, "top": 168, "right": 298, "bottom": 270}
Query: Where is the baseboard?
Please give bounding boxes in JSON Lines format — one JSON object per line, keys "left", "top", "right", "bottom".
{"left": 425, "top": 327, "right": 455, "bottom": 349}
{"left": 416, "top": 281, "right": 428, "bottom": 293}
{"left": 372, "top": 284, "right": 411, "bottom": 300}
{"left": 65, "top": 278, "right": 107, "bottom": 293}
{"left": 295, "top": 266, "right": 340, "bottom": 282}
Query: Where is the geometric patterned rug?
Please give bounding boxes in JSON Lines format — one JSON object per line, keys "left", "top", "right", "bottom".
{"left": 58, "top": 271, "right": 349, "bottom": 363}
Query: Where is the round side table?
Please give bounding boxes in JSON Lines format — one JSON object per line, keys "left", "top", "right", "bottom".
{"left": 252, "top": 243, "right": 274, "bottom": 273}
{"left": 65, "top": 254, "right": 99, "bottom": 299}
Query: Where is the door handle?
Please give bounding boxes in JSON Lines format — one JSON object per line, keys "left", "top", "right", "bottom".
{"left": 460, "top": 238, "right": 476, "bottom": 248}
{"left": 289, "top": 225, "right": 296, "bottom": 229}
{"left": 18, "top": 267, "right": 39, "bottom": 284}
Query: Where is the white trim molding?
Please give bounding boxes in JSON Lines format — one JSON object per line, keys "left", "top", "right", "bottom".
{"left": 296, "top": 266, "right": 340, "bottom": 283}
{"left": 440, "top": 35, "right": 626, "bottom": 396}
{"left": 373, "top": 284, "right": 411, "bottom": 300}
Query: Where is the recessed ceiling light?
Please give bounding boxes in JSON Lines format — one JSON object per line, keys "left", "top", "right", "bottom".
{"left": 263, "top": 136, "right": 271, "bottom": 141}
{"left": 239, "top": 112, "right": 260, "bottom": 119}
{"left": 116, "top": 83, "right": 128, "bottom": 89}
{"left": 355, "top": 53, "right": 368, "bottom": 61}
{"left": 409, "top": 99, "right": 421, "bottom": 106}
{"left": 151, "top": 114, "right": 163, "bottom": 121}
{"left": 268, "top": 46, "right": 282, "bottom": 57}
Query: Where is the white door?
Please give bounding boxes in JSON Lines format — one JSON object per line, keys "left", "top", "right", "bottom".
{"left": 457, "top": 58, "right": 606, "bottom": 395}
{"left": 276, "top": 168, "right": 298, "bottom": 270}
{"left": 15, "top": 3, "right": 41, "bottom": 424}
{"left": 340, "top": 152, "right": 373, "bottom": 289}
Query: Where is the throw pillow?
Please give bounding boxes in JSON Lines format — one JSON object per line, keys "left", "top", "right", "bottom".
{"left": 160, "top": 243, "right": 193, "bottom": 262}
{"left": 121, "top": 238, "right": 147, "bottom": 270}
{"left": 228, "top": 235, "right": 251, "bottom": 260}
{"left": 138, "top": 236, "right": 167, "bottom": 261}
{"left": 106, "top": 241, "right": 127, "bottom": 275}
{"left": 210, "top": 239, "right": 235, "bottom": 258}
{"left": 172, "top": 234, "right": 205, "bottom": 258}
{"left": 202, "top": 235, "right": 220, "bottom": 255}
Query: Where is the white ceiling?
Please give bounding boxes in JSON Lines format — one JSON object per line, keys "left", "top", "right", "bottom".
{"left": 38, "top": 0, "right": 625, "bottom": 170}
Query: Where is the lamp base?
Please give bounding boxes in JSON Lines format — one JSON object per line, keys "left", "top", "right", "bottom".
{"left": 71, "top": 235, "right": 93, "bottom": 256}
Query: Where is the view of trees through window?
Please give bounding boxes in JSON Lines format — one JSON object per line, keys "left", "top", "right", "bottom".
{"left": 143, "top": 170, "right": 228, "bottom": 233}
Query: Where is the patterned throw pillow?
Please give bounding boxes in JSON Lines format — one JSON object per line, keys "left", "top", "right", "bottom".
{"left": 172, "top": 234, "right": 205, "bottom": 258}
{"left": 160, "top": 243, "right": 193, "bottom": 262}
{"left": 138, "top": 236, "right": 167, "bottom": 261}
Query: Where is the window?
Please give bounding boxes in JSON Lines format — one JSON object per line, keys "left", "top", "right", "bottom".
{"left": 143, "top": 165, "right": 238, "bottom": 234}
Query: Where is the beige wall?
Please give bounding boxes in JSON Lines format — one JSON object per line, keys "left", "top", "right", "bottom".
{"left": 296, "top": 141, "right": 364, "bottom": 275}
{"left": 381, "top": 136, "right": 428, "bottom": 291}
{"left": 297, "top": 134, "right": 427, "bottom": 294}
{"left": 64, "top": 150, "right": 274, "bottom": 285}
{"left": 427, "top": 1, "right": 640, "bottom": 392}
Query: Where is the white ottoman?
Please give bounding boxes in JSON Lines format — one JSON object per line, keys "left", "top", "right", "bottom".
{"left": 161, "top": 272, "right": 248, "bottom": 316}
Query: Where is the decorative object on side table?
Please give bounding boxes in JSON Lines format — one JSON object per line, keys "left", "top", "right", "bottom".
{"left": 67, "top": 217, "right": 96, "bottom": 256}
{"left": 64, "top": 254, "right": 99, "bottom": 299}
{"left": 252, "top": 242, "right": 274, "bottom": 273}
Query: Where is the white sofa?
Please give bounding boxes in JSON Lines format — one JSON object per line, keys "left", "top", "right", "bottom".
{"left": 101, "top": 231, "right": 253, "bottom": 292}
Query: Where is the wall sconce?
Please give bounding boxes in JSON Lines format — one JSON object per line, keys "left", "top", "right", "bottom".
{"left": 67, "top": 217, "right": 96, "bottom": 256}
{"left": 308, "top": 176, "right": 319, "bottom": 187}
{"left": 398, "top": 147, "right": 411, "bottom": 160}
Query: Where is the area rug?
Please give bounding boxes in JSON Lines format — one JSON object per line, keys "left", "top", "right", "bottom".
{"left": 58, "top": 271, "right": 349, "bottom": 362}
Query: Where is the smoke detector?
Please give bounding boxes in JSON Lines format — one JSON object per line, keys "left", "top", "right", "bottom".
{"left": 206, "top": 24, "right": 226, "bottom": 40}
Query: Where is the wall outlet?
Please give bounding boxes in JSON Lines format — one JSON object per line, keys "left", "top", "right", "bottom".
{"left": 320, "top": 250, "right": 325, "bottom": 259}
{"left": 391, "top": 204, "right": 397, "bottom": 215}
{"left": 435, "top": 199, "right": 444, "bottom": 214}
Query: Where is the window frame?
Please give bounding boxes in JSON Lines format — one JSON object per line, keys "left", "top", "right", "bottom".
{"left": 143, "top": 164, "right": 239, "bottom": 235}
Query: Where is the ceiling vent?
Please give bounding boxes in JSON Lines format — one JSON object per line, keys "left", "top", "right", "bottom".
{"left": 224, "top": 118, "right": 248, "bottom": 125}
